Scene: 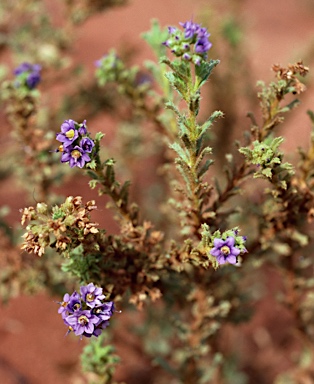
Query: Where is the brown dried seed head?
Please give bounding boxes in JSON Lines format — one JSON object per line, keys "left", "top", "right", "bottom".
{"left": 86, "top": 200, "right": 97, "bottom": 211}
{"left": 20, "top": 206, "right": 36, "bottom": 225}
{"left": 83, "top": 223, "right": 99, "bottom": 235}
{"left": 72, "top": 196, "right": 83, "bottom": 208}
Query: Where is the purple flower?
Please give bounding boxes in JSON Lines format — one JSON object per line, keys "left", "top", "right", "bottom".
{"left": 84, "top": 319, "right": 111, "bottom": 338}
{"left": 58, "top": 293, "right": 71, "bottom": 319}
{"left": 180, "top": 20, "right": 200, "bottom": 39}
{"left": 182, "top": 53, "right": 191, "bottom": 61}
{"left": 66, "top": 291, "right": 81, "bottom": 313}
{"left": 195, "top": 36, "right": 212, "bottom": 55}
{"left": 26, "top": 71, "right": 41, "bottom": 89}
{"left": 80, "top": 283, "right": 106, "bottom": 308}
{"left": 66, "top": 310, "right": 100, "bottom": 336}
{"left": 78, "top": 120, "right": 87, "bottom": 135}
{"left": 14, "top": 62, "right": 42, "bottom": 89}
{"left": 61, "top": 145, "right": 91, "bottom": 168}
{"left": 58, "top": 286, "right": 115, "bottom": 338}
{"left": 93, "top": 302, "right": 115, "bottom": 323}
{"left": 193, "top": 56, "right": 201, "bottom": 66}
{"left": 55, "top": 119, "right": 96, "bottom": 168}
{"left": 58, "top": 291, "right": 81, "bottom": 319}
{"left": 210, "top": 237, "right": 240, "bottom": 265}
{"left": 163, "top": 21, "right": 212, "bottom": 62}
{"left": 80, "top": 137, "right": 95, "bottom": 153}
{"left": 168, "top": 26, "right": 177, "bottom": 35}
{"left": 14, "top": 63, "right": 32, "bottom": 75}
{"left": 94, "top": 58, "right": 103, "bottom": 68}
{"left": 56, "top": 119, "right": 78, "bottom": 148}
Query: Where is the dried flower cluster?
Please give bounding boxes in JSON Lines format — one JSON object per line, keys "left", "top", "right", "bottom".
{"left": 272, "top": 61, "right": 309, "bottom": 94}
{"left": 21, "top": 196, "right": 99, "bottom": 257}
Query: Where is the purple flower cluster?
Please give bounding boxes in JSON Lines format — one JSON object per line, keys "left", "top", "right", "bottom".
{"left": 14, "top": 62, "right": 42, "bottom": 90}
{"left": 56, "top": 119, "right": 95, "bottom": 168}
{"left": 163, "top": 20, "right": 212, "bottom": 65}
{"left": 210, "top": 236, "right": 243, "bottom": 265}
{"left": 58, "top": 283, "right": 115, "bottom": 338}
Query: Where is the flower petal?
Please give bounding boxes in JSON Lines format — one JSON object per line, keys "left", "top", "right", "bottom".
{"left": 226, "top": 255, "right": 237, "bottom": 264}
{"left": 213, "top": 238, "right": 225, "bottom": 248}
{"left": 210, "top": 248, "right": 221, "bottom": 257}
{"left": 225, "top": 237, "right": 235, "bottom": 247}
{"left": 230, "top": 247, "right": 240, "bottom": 256}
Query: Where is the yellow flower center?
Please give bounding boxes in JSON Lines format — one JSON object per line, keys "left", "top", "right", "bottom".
{"left": 86, "top": 293, "right": 95, "bottom": 302}
{"left": 71, "top": 149, "right": 81, "bottom": 159}
{"left": 65, "top": 129, "right": 75, "bottom": 139}
{"left": 78, "top": 315, "right": 88, "bottom": 325}
{"left": 221, "top": 246, "right": 230, "bottom": 255}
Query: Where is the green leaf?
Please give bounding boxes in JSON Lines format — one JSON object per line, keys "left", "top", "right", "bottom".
{"left": 238, "top": 147, "right": 252, "bottom": 159}
{"left": 95, "top": 132, "right": 105, "bottom": 141}
{"left": 280, "top": 99, "right": 300, "bottom": 113}
{"left": 89, "top": 180, "right": 98, "bottom": 189}
{"left": 198, "top": 110, "right": 224, "bottom": 137}
{"left": 164, "top": 71, "right": 186, "bottom": 99}
{"left": 86, "top": 159, "right": 97, "bottom": 170}
{"left": 165, "top": 100, "right": 181, "bottom": 117}
{"left": 105, "top": 158, "right": 115, "bottom": 166}
{"left": 307, "top": 109, "right": 314, "bottom": 123}
{"left": 169, "top": 142, "right": 190, "bottom": 164}
{"left": 119, "top": 180, "right": 131, "bottom": 203}
{"left": 195, "top": 59, "right": 220, "bottom": 88}
{"left": 198, "top": 159, "right": 213, "bottom": 178}
{"left": 261, "top": 168, "right": 272, "bottom": 178}
{"left": 141, "top": 19, "right": 169, "bottom": 58}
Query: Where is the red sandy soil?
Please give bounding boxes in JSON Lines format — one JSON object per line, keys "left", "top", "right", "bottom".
{"left": 0, "top": 0, "right": 314, "bottom": 383}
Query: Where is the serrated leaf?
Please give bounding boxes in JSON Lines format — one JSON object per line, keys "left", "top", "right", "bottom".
{"left": 164, "top": 71, "right": 186, "bottom": 98}
{"left": 165, "top": 100, "right": 181, "bottom": 117}
{"left": 95, "top": 132, "right": 105, "bottom": 141}
{"left": 141, "top": 19, "right": 169, "bottom": 57}
{"left": 169, "top": 142, "right": 190, "bottom": 164}
{"left": 89, "top": 180, "right": 98, "bottom": 189}
{"left": 120, "top": 180, "right": 131, "bottom": 202}
{"left": 181, "top": 133, "right": 192, "bottom": 149}
{"left": 261, "top": 168, "right": 272, "bottom": 178}
{"left": 238, "top": 147, "right": 252, "bottom": 158}
{"left": 280, "top": 99, "right": 300, "bottom": 113}
{"left": 86, "top": 159, "right": 97, "bottom": 170}
{"left": 105, "top": 158, "right": 115, "bottom": 166}
{"left": 198, "top": 159, "right": 213, "bottom": 178}
{"left": 271, "top": 136, "right": 284, "bottom": 150}
{"left": 86, "top": 170, "right": 99, "bottom": 179}
{"left": 279, "top": 180, "right": 287, "bottom": 189}
{"left": 198, "top": 110, "right": 224, "bottom": 137}
{"left": 195, "top": 59, "right": 220, "bottom": 87}
{"left": 195, "top": 146, "right": 212, "bottom": 169}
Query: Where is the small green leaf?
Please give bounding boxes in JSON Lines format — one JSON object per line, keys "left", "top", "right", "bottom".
{"left": 261, "top": 168, "right": 272, "bottom": 178}
{"left": 95, "top": 132, "right": 105, "bottom": 141}
{"left": 169, "top": 142, "right": 190, "bottom": 164}
{"left": 195, "top": 59, "right": 220, "bottom": 87}
{"left": 86, "top": 159, "right": 97, "bottom": 170}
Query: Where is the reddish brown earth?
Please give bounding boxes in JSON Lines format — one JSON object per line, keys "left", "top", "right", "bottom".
{"left": 0, "top": 0, "right": 314, "bottom": 383}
